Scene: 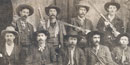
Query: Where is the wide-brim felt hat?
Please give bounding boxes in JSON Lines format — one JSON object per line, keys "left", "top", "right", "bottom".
{"left": 64, "top": 31, "right": 80, "bottom": 39}
{"left": 76, "top": 1, "right": 90, "bottom": 11}
{"left": 1, "top": 26, "right": 18, "bottom": 36}
{"left": 104, "top": 2, "right": 120, "bottom": 12}
{"left": 45, "top": 5, "right": 60, "bottom": 15}
{"left": 16, "top": 4, "right": 34, "bottom": 16}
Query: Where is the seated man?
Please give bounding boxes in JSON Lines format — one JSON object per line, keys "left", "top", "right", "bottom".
{"left": 85, "top": 31, "right": 117, "bottom": 65}
{"left": 25, "top": 30, "right": 56, "bottom": 65}
{"left": 0, "top": 26, "right": 20, "bottom": 65}
{"left": 58, "top": 31, "right": 86, "bottom": 65}
{"left": 112, "top": 33, "right": 130, "bottom": 65}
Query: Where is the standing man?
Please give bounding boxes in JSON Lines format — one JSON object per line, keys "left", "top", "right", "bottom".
{"left": 12, "top": 4, "right": 34, "bottom": 65}
{"left": 58, "top": 31, "right": 86, "bottom": 65}
{"left": 0, "top": 26, "right": 20, "bottom": 65}
{"left": 25, "top": 30, "right": 55, "bottom": 65}
{"left": 85, "top": 31, "right": 117, "bottom": 65}
{"left": 112, "top": 33, "right": 130, "bottom": 65}
{"left": 70, "top": 1, "right": 93, "bottom": 50}
{"left": 38, "top": 5, "right": 66, "bottom": 61}
{"left": 97, "top": 1, "right": 124, "bottom": 50}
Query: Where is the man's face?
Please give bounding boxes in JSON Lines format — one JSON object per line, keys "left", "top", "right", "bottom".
{"left": 107, "top": 5, "right": 117, "bottom": 15}
{"left": 92, "top": 34, "right": 100, "bottom": 46}
{"left": 78, "top": 7, "right": 87, "bottom": 18}
{"left": 49, "top": 8, "right": 57, "bottom": 19}
{"left": 37, "top": 33, "right": 47, "bottom": 45}
{"left": 20, "top": 8, "right": 30, "bottom": 19}
{"left": 68, "top": 37, "right": 78, "bottom": 48}
{"left": 120, "top": 36, "right": 129, "bottom": 47}
{"left": 5, "top": 33, "right": 15, "bottom": 45}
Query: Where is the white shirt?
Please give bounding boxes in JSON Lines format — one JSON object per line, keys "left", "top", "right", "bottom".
{"left": 68, "top": 47, "right": 75, "bottom": 65}
{"left": 6, "top": 43, "right": 14, "bottom": 56}
{"left": 93, "top": 45, "right": 100, "bottom": 55}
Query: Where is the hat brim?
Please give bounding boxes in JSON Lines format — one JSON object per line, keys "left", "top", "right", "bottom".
{"left": 76, "top": 5, "right": 90, "bottom": 12}
{"left": 16, "top": 4, "right": 34, "bottom": 16}
{"left": 1, "top": 30, "right": 18, "bottom": 36}
{"left": 45, "top": 6, "right": 60, "bottom": 16}
{"left": 104, "top": 2, "right": 120, "bottom": 12}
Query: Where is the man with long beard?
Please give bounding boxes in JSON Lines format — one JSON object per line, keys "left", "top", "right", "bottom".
{"left": 85, "top": 31, "right": 117, "bottom": 65}
{"left": 12, "top": 4, "right": 34, "bottom": 65}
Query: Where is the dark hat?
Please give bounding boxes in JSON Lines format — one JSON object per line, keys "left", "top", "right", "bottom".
{"left": 86, "top": 31, "right": 104, "bottom": 40}
{"left": 65, "top": 31, "right": 79, "bottom": 39}
{"left": 45, "top": 4, "right": 60, "bottom": 16}
{"left": 35, "top": 30, "right": 50, "bottom": 37}
{"left": 104, "top": 2, "right": 120, "bottom": 12}
{"left": 1, "top": 26, "right": 18, "bottom": 36}
{"left": 16, "top": 4, "right": 34, "bottom": 16}
{"left": 76, "top": 1, "right": 90, "bottom": 12}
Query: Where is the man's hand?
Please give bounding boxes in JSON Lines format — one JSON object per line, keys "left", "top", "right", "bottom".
{"left": 84, "top": 29, "right": 91, "bottom": 35}
{"left": 104, "top": 21, "right": 110, "bottom": 26}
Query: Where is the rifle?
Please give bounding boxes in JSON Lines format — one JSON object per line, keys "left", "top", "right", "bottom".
{"left": 90, "top": 50, "right": 105, "bottom": 65}
{"left": 88, "top": 1, "right": 120, "bottom": 37}
{"left": 38, "top": 7, "right": 46, "bottom": 29}
{"left": 61, "top": 22, "right": 91, "bottom": 35}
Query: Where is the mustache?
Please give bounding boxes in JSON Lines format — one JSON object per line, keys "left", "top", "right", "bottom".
{"left": 50, "top": 14, "right": 56, "bottom": 17}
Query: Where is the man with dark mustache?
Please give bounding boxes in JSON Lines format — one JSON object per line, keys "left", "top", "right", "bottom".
{"left": 85, "top": 31, "right": 117, "bottom": 65}
{"left": 25, "top": 30, "right": 55, "bottom": 65}
{"left": 0, "top": 26, "right": 20, "bottom": 65}
{"left": 38, "top": 5, "right": 66, "bottom": 62}
{"left": 58, "top": 31, "right": 86, "bottom": 65}
{"left": 12, "top": 4, "right": 34, "bottom": 65}
{"left": 69, "top": 1, "right": 93, "bottom": 50}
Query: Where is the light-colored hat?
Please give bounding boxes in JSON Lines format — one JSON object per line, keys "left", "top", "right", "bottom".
{"left": 76, "top": 1, "right": 90, "bottom": 11}
{"left": 1, "top": 26, "right": 18, "bottom": 36}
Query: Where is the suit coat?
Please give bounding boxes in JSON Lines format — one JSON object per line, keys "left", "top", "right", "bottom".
{"left": 111, "top": 46, "right": 130, "bottom": 65}
{"left": 0, "top": 44, "right": 20, "bottom": 65}
{"left": 25, "top": 43, "right": 56, "bottom": 65}
{"left": 58, "top": 47, "right": 86, "bottom": 65}
{"left": 85, "top": 45, "right": 117, "bottom": 65}
{"left": 13, "top": 18, "right": 34, "bottom": 46}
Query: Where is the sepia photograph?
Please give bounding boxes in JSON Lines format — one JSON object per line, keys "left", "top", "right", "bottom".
{"left": 0, "top": 0, "right": 130, "bottom": 65}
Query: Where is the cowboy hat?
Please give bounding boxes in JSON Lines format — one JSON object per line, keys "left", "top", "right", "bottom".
{"left": 104, "top": 2, "right": 120, "bottom": 12}
{"left": 64, "top": 31, "right": 80, "bottom": 39}
{"left": 76, "top": 1, "right": 90, "bottom": 11}
{"left": 16, "top": 4, "right": 34, "bottom": 16}
{"left": 45, "top": 4, "right": 60, "bottom": 16}
{"left": 1, "top": 26, "right": 18, "bottom": 36}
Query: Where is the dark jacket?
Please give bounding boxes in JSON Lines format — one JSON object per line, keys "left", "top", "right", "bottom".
{"left": 58, "top": 46, "right": 86, "bottom": 65}
{"left": 85, "top": 45, "right": 117, "bottom": 65}
{"left": 25, "top": 43, "right": 56, "bottom": 65}
{"left": 0, "top": 44, "right": 20, "bottom": 65}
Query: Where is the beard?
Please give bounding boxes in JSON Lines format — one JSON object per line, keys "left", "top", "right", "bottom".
{"left": 6, "top": 39, "right": 13, "bottom": 46}
{"left": 93, "top": 41, "right": 100, "bottom": 46}
{"left": 21, "top": 15, "right": 27, "bottom": 20}
{"left": 50, "top": 15, "right": 56, "bottom": 19}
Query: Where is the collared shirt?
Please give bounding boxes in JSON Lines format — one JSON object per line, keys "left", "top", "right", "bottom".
{"left": 68, "top": 47, "right": 75, "bottom": 65}
{"left": 6, "top": 43, "right": 14, "bottom": 56}
{"left": 108, "top": 15, "right": 115, "bottom": 22}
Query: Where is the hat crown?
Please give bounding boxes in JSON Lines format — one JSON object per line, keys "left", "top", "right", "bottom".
{"left": 77, "top": 1, "right": 89, "bottom": 6}
{"left": 5, "top": 26, "right": 16, "bottom": 31}
{"left": 68, "top": 31, "right": 78, "bottom": 36}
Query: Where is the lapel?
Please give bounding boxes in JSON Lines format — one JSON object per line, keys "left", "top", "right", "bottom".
{"left": 75, "top": 17, "right": 82, "bottom": 27}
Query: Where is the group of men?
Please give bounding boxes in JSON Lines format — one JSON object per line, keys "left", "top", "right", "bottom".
{"left": 0, "top": 0, "right": 130, "bottom": 65}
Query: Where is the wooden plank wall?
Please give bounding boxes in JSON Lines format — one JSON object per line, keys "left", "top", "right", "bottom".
{"left": 11, "top": 0, "right": 130, "bottom": 31}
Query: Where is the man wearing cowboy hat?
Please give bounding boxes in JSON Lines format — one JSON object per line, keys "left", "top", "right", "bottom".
{"left": 38, "top": 4, "right": 66, "bottom": 62}
{"left": 111, "top": 33, "right": 130, "bottom": 65}
{"left": 84, "top": 31, "right": 117, "bottom": 65}
{"left": 25, "top": 30, "right": 56, "bottom": 65}
{"left": 0, "top": 26, "right": 20, "bottom": 65}
{"left": 12, "top": 4, "right": 34, "bottom": 65}
{"left": 58, "top": 31, "right": 86, "bottom": 65}
{"left": 96, "top": 1, "right": 124, "bottom": 51}
{"left": 69, "top": 0, "right": 93, "bottom": 50}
